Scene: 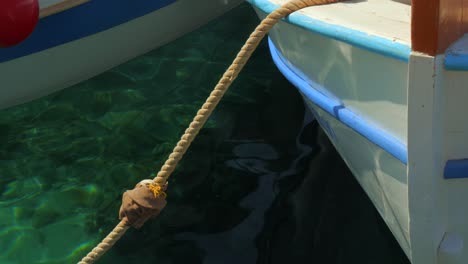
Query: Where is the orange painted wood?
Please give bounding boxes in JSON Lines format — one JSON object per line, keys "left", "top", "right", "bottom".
{"left": 412, "top": 0, "right": 468, "bottom": 55}
{"left": 411, "top": 0, "right": 439, "bottom": 55}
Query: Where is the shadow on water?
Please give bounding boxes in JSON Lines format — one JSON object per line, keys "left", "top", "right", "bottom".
{"left": 0, "top": 3, "right": 410, "bottom": 264}
{"left": 256, "top": 117, "right": 411, "bottom": 264}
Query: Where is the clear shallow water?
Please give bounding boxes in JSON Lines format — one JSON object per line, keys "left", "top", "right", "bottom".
{"left": 0, "top": 3, "right": 410, "bottom": 264}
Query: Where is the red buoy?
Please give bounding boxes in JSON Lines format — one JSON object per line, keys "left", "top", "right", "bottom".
{"left": 0, "top": 0, "right": 39, "bottom": 48}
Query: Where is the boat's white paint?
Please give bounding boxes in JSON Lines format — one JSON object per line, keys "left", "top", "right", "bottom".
{"left": 406, "top": 49, "right": 468, "bottom": 264}
{"left": 0, "top": 0, "right": 243, "bottom": 109}
{"left": 444, "top": 70, "right": 468, "bottom": 159}
{"left": 256, "top": 3, "right": 412, "bottom": 256}
{"left": 406, "top": 52, "right": 443, "bottom": 264}
{"left": 439, "top": 233, "right": 465, "bottom": 263}
{"left": 306, "top": 99, "right": 411, "bottom": 257}
{"left": 269, "top": 0, "right": 411, "bottom": 45}
{"left": 437, "top": 49, "right": 468, "bottom": 263}
{"left": 255, "top": 9, "right": 408, "bottom": 144}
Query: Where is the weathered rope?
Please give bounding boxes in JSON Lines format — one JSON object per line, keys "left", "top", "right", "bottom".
{"left": 78, "top": 0, "right": 340, "bottom": 263}
{"left": 78, "top": 220, "right": 129, "bottom": 264}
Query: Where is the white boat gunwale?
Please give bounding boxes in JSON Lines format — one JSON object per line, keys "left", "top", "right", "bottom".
{"left": 248, "top": 0, "right": 411, "bottom": 62}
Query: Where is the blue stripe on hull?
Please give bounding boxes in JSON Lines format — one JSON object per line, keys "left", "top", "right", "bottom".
{"left": 444, "top": 34, "right": 468, "bottom": 71}
{"left": 0, "top": 0, "right": 175, "bottom": 62}
{"left": 444, "top": 160, "right": 468, "bottom": 179}
{"left": 268, "top": 38, "right": 408, "bottom": 164}
{"left": 248, "top": 0, "right": 411, "bottom": 62}
{"left": 445, "top": 55, "right": 468, "bottom": 71}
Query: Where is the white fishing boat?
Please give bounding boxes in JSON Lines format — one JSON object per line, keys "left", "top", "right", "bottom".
{"left": 248, "top": 0, "right": 468, "bottom": 263}
{"left": 0, "top": 0, "right": 243, "bottom": 109}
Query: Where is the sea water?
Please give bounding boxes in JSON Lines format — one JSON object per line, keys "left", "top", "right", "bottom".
{"left": 0, "top": 3, "right": 410, "bottom": 264}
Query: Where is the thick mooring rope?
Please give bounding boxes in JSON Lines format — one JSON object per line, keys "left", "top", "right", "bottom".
{"left": 78, "top": 0, "right": 340, "bottom": 263}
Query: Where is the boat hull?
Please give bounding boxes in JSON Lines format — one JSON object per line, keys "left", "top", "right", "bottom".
{"left": 0, "top": 0, "right": 243, "bottom": 109}
{"left": 251, "top": 0, "right": 468, "bottom": 263}
{"left": 267, "top": 36, "right": 411, "bottom": 257}
{"left": 249, "top": 0, "right": 412, "bottom": 259}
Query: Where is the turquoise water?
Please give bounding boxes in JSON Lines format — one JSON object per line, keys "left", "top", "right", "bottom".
{"left": 0, "top": 3, "right": 410, "bottom": 264}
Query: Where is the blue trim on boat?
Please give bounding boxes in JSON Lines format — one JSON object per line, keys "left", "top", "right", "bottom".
{"left": 445, "top": 54, "right": 468, "bottom": 71}
{"left": 268, "top": 38, "right": 408, "bottom": 164}
{"left": 0, "top": 0, "right": 175, "bottom": 63}
{"left": 444, "top": 34, "right": 468, "bottom": 71}
{"left": 445, "top": 44, "right": 468, "bottom": 71}
{"left": 444, "top": 159, "right": 468, "bottom": 179}
{"left": 248, "top": 0, "right": 411, "bottom": 62}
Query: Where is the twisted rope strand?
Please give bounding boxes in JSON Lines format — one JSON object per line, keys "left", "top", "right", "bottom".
{"left": 78, "top": 1, "right": 340, "bottom": 263}
{"left": 152, "top": 0, "right": 338, "bottom": 185}
{"left": 78, "top": 220, "right": 130, "bottom": 264}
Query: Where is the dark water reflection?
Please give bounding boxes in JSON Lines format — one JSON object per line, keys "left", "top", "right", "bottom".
{"left": 0, "top": 3, "right": 409, "bottom": 264}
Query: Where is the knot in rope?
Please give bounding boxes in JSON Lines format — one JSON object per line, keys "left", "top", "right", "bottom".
{"left": 118, "top": 180, "right": 168, "bottom": 229}
{"left": 148, "top": 181, "right": 167, "bottom": 199}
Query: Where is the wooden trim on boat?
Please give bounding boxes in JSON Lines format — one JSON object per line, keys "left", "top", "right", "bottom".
{"left": 411, "top": 0, "right": 438, "bottom": 55}
{"left": 39, "top": 0, "right": 91, "bottom": 18}
{"left": 412, "top": 0, "right": 468, "bottom": 55}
